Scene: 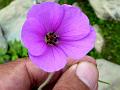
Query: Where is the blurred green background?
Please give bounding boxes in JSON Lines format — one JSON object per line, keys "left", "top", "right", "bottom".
{"left": 0, "top": 0, "right": 120, "bottom": 65}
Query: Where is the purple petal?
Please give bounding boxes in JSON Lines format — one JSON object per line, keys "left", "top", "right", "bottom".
{"left": 27, "top": 2, "right": 64, "bottom": 32}
{"left": 58, "top": 27, "right": 96, "bottom": 60}
{"left": 21, "top": 18, "right": 47, "bottom": 56}
{"left": 56, "top": 4, "right": 90, "bottom": 40}
{"left": 29, "top": 46, "right": 67, "bottom": 72}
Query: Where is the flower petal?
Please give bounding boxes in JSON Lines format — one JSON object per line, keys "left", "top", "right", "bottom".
{"left": 27, "top": 2, "right": 64, "bottom": 32}
{"left": 21, "top": 18, "right": 47, "bottom": 56}
{"left": 29, "top": 46, "right": 67, "bottom": 72}
{"left": 58, "top": 27, "right": 96, "bottom": 60}
{"left": 56, "top": 4, "right": 90, "bottom": 40}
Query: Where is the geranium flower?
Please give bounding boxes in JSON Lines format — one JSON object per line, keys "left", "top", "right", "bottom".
{"left": 21, "top": 2, "right": 96, "bottom": 72}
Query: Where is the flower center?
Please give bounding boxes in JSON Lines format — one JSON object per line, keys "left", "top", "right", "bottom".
{"left": 45, "top": 32, "right": 58, "bottom": 45}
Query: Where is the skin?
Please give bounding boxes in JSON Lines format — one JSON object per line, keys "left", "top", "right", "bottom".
{"left": 0, "top": 56, "right": 98, "bottom": 90}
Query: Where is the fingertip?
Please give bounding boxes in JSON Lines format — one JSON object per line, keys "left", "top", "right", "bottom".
{"left": 76, "top": 62, "right": 99, "bottom": 90}
{"left": 80, "top": 56, "right": 97, "bottom": 65}
{"left": 63, "top": 56, "right": 96, "bottom": 72}
{"left": 53, "top": 64, "right": 89, "bottom": 90}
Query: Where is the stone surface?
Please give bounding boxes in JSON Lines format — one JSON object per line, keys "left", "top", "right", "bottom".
{"left": 88, "top": 0, "right": 120, "bottom": 21}
{"left": 0, "top": 0, "right": 56, "bottom": 42}
{"left": 94, "top": 25, "right": 104, "bottom": 53}
{"left": 97, "top": 59, "right": 120, "bottom": 90}
{"left": 33, "top": 0, "right": 56, "bottom": 4}
{"left": 0, "top": 25, "right": 7, "bottom": 53}
{"left": 72, "top": 2, "right": 79, "bottom": 7}
{"left": 0, "top": 0, "right": 33, "bottom": 41}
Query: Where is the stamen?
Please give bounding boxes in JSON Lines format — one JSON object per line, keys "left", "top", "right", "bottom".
{"left": 45, "top": 32, "right": 58, "bottom": 45}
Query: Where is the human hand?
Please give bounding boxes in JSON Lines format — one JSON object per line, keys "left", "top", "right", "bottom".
{"left": 0, "top": 56, "right": 98, "bottom": 90}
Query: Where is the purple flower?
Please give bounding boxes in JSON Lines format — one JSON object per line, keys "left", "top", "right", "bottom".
{"left": 21, "top": 2, "right": 96, "bottom": 72}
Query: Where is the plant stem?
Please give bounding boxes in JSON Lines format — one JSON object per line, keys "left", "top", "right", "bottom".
{"left": 38, "top": 72, "right": 55, "bottom": 90}
{"left": 98, "top": 80, "right": 111, "bottom": 85}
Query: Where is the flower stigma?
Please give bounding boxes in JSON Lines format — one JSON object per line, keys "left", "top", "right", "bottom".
{"left": 45, "top": 32, "right": 58, "bottom": 45}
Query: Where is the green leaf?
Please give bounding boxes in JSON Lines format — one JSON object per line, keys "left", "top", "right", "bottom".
{"left": 11, "top": 54, "right": 18, "bottom": 61}
{"left": 0, "top": 48, "right": 7, "bottom": 56}
{"left": 98, "top": 80, "right": 111, "bottom": 85}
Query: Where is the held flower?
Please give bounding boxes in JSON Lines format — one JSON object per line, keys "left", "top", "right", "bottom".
{"left": 21, "top": 2, "right": 96, "bottom": 72}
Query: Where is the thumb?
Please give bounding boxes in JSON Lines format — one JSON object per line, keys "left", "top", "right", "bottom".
{"left": 76, "top": 62, "right": 99, "bottom": 90}
{"left": 53, "top": 62, "right": 98, "bottom": 90}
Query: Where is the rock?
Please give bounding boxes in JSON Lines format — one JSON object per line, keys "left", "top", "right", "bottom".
{"left": 88, "top": 0, "right": 120, "bottom": 21}
{"left": 94, "top": 25, "right": 104, "bottom": 53}
{"left": 0, "top": 0, "right": 34, "bottom": 41}
{"left": 0, "top": 0, "right": 56, "bottom": 42}
{"left": 72, "top": 2, "right": 79, "bottom": 7}
{"left": 32, "top": 0, "right": 57, "bottom": 4}
{"left": 97, "top": 59, "right": 120, "bottom": 90}
{"left": 0, "top": 25, "right": 7, "bottom": 54}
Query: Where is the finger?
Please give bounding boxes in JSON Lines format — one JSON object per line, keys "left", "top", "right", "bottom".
{"left": 53, "top": 64, "right": 89, "bottom": 90}
{"left": 25, "top": 58, "right": 70, "bottom": 88}
{"left": 43, "top": 56, "right": 97, "bottom": 90}
{"left": 25, "top": 58, "right": 62, "bottom": 88}
{"left": 80, "top": 56, "right": 96, "bottom": 64}
{"left": 67, "top": 56, "right": 96, "bottom": 65}
{"left": 93, "top": 83, "right": 98, "bottom": 90}
{"left": 53, "top": 62, "right": 98, "bottom": 90}
{"left": 0, "top": 58, "right": 62, "bottom": 90}
{"left": 76, "top": 62, "right": 99, "bottom": 90}
{"left": 25, "top": 56, "right": 97, "bottom": 88}
{"left": 23, "top": 55, "right": 97, "bottom": 88}
{"left": 63, "top": 56, "right": 96, "bottom": 72}
{"left": 25, "top": 56, "right": 90, "bottom": 86}
{"left": 0, "top": 59, "right": 32, "bottom": 90}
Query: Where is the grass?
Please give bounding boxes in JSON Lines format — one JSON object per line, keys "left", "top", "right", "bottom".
{"left": 0, "top": 0, "right": 120, "bottom": 65}
{"left": 78, "top": 1, "right": 120, "bottom": 64}
{"left": 0, "top": 0, "right": 12, "bottom": 10}
{"left": 0, "top": 41, "right": 28, "bottom": 64}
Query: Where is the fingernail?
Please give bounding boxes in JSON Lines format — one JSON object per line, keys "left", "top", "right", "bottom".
{"left": 76, "top": 62, "right": 98, "bottom": 90}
